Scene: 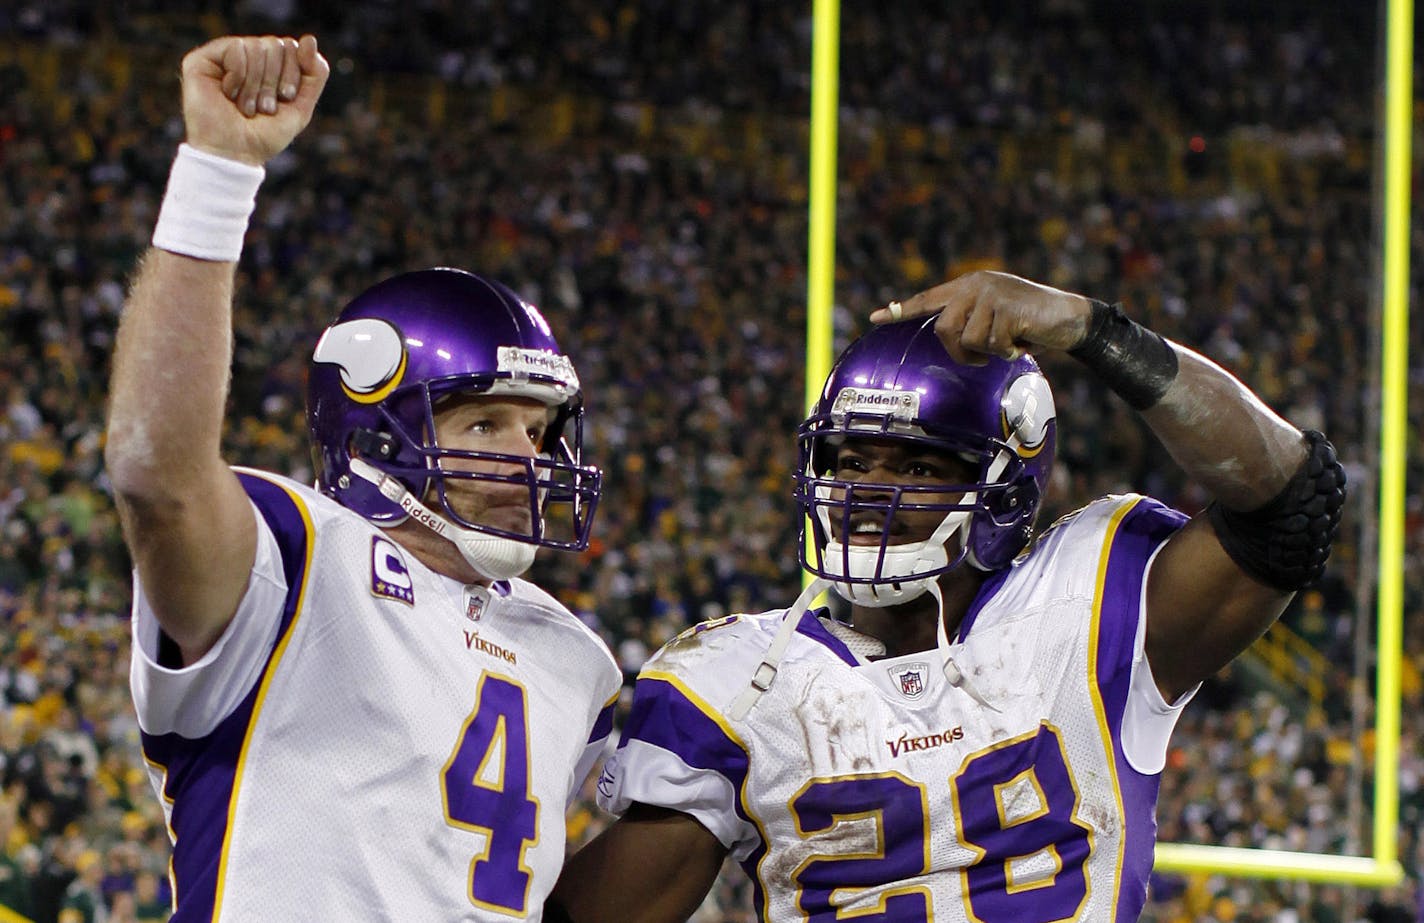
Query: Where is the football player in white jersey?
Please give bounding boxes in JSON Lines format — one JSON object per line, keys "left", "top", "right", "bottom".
{"left": 105, "top": 35, "right": 621, "bottom": 920}
{"left": 547, "top": 271, "right": 1344, "bottom": 922}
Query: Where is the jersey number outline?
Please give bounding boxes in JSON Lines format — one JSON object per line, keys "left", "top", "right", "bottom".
{"left": 789, "top": 722, "right": 1092, "bottom": 922}
{"left": 441, "top": 672, "right": 541, "bottom": 916}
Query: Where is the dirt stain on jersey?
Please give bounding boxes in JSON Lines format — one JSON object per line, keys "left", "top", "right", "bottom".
{"left": 760, "top": 808, "right": 881, "bottom": 894}
{"left": 797, "top": 681, "right": 874, "bottom": 774}
{"left": 1076, "top": 797, "right": 1119, "bottom": 837}
{"left": 654, "top": 615, "right": 741, "bottom": 664}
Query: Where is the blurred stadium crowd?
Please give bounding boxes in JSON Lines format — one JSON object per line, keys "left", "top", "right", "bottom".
{"left": 0, "top": 1, "right": 1421, "bottom": 921}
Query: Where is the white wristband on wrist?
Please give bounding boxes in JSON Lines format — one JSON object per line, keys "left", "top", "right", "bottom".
{"left": 151, "top": 143, "right": 266, "bottom": 262}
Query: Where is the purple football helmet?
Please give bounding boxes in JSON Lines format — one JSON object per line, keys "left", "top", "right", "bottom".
{"left": 796, "top": 316, "right": 1056, "bottom": 595}
{"left": 307, "top": 267, "right": 599, "bottom": 552}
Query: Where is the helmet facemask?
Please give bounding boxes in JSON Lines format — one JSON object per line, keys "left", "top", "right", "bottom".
{"left": 797, "top": 413, "right": 1029, "bottom": 607}
{"left": 342, "top": 377, "right": 599, "bottom": 579}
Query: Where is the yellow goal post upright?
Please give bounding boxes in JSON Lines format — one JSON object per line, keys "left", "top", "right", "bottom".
{"left": 802, "top": 0, "right": 1407, "bottom": 887}
{"left": 1155, "top": 0, "right": 1409, "bottom": 886}
{"left": 802, "top": 0, "right": 840, "bottom": 591}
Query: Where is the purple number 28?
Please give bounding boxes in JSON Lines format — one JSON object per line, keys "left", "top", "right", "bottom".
{"left": 790, "top": 722, "right": 1091, "bottom": 922}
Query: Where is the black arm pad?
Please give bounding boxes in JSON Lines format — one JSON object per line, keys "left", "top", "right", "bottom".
{"left": 1206, "top": 430, "right": 1345, "bottom": 591}
{"left": 1068, "top": 300, "right": 1180, "bottom": 410}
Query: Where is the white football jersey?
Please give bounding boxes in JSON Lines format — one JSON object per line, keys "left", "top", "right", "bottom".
{"left": 130, "top": 469, "right": 621, "bottom": 922}
{"left": 600, "top": 495, "right": 1194, "bottom": 923}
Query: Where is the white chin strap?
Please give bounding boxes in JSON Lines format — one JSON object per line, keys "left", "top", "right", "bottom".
{"left": 925, "top": 579, "right": 998, "bottom": 712}
{"left": 349, "top": 458, "right": 537, "bottom": 581}
{"left": 728, "top": 578, "right": 830, "bottom": 721}
{"left": 817, "top": 500, "right": 974, "bottom": 608}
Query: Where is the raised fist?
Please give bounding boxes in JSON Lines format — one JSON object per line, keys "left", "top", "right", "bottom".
{"left": 180, "top": 34, "right": 330, "bottom": 167}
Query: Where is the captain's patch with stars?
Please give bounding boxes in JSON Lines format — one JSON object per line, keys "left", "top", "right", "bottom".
{"left": 371, "top": 536, "right": 415, "bottom": 605}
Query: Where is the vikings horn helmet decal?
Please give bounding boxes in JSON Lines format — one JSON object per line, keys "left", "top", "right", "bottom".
{"left": 307, "top": 268, "right": 600, "bottom": 577}
{"left": 795, "top": 316, "right": 1056, "bottom": 606}
{"left": 314, "top": 317, "right": 409, "bottom": 403}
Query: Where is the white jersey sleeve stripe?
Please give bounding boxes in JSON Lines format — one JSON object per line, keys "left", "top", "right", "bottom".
{"left": 1085, "top": 498, "right": 1139, "bottom": 919}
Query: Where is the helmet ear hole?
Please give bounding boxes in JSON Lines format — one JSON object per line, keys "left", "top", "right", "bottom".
{"left": 351, "top": 428, "right": 400, "bottom": 461}
{"left": 971, "top": 478, "right": 1041, "bottom": 568}
{"left": 994, "top": 484, "right": 1023, "bottom": 517}
{"left": 1002, "top": 480, "right": 1041, "bottom": 519}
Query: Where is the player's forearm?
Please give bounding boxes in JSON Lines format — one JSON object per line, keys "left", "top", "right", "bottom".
{"left": 105, "top": 249, "right": 237, "bottom": 503}
{"left": 1140, "top": 347, "right": 1306, "bottom": 510}
{"left": 1075, "top": 299, "right": 1344, "bottom": 596}
{"left": 1068, "top": 300, "right": 1306, "bottom": 511}
{"left": 106, "top": 140, "right": 265, "bottom": 502}
{"left": 550, "top": 804, "right": 728, "bottom": 923}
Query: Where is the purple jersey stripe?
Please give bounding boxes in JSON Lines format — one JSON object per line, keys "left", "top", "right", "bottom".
{"left": 955, "top": 565, "right": 1012, "bottom": 643}
{"left": 793, "top": 609, "right": 859, "bottom": 667}
{"left": 587, "top": 698, "right": 616, "bottom": 745}
{"left": 620, "top": 677, "right": 751, "bottom": 792}
{"left": 1095, "top": 497, "right": 1186, "bottom": 922}
{"left": 139, "top": 473, "right": 315, "bottom": 921}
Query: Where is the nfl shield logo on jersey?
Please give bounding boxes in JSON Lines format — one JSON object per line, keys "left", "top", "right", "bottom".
{"left": 889, "top": 663, "right": 928, "bottom": 699}
{"left": 463, "top": 586, "right": 490, "bottom": 622}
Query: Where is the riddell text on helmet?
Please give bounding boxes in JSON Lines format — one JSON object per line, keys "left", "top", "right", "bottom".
{"left": 400, "top": 495, "right": 448, "bottom": 535}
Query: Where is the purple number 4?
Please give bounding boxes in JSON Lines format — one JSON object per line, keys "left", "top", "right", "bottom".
{"left": 442, "top": 673, "right": 541, "bottom": 915}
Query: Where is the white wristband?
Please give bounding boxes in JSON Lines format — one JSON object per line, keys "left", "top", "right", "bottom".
{"left": 151, "top": 143, "right": 266, "bottom": 262}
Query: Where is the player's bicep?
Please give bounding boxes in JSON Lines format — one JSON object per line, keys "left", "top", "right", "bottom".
{"left": 1144, "top": 513, "right": 1292, "bottom": 701}
{"left": 116, "top": 462, "right": 257, "bottom": 664}
{"left": 549, "top": 803, "right": 728, "bottom": 923}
